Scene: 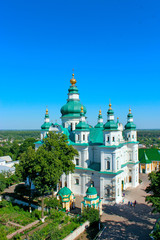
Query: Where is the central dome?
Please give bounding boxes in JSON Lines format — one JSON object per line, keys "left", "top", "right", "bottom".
{"left": 61, "top": 101, "right": 87, "bottom": 117}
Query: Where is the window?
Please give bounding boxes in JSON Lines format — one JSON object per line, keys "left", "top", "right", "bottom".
{"left": 128, "top": 134, "right": 130, "bottom": 138}
{"left": 107, "top": 160, "right": 110, "bottom": 170}
{"left": 107, "top": 189, "right": 110, "bottom": 197}
{"left": 76, "top": 158, "right": 79, "bottom": 166}
{"left": 129, "top": 176, "right": 132, "bottom": 183}
{"left": 113, "top": 137, "right": 115, "bottom": 142}
{"left": 132, "top": 135, "right": 134, "bottom": 139}
{"left": 71, "top": 123, "right": 73, "bottom": 131}
{"left": 75, "top": 179, "right": 79, "bottom": 185}
{"left": 83, "top": 134, "right": 85, "bottom": 141}
{"left": 78, "top": 135, "right": 80, "bottom": 141}
{"left": 107, "top": 136, "right": 109, "bottom": 142}
{"left": 117, "top": 160, "right": 119, "bottom": 170}
{"left": 118, "top": 188, "right": 120, "bottom": 196}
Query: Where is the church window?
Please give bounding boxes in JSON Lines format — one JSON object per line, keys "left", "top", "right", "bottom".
{"left": 128, "top": 134, "right": 130, "bottom": 138}
{"left": 107, "top": 160, "right": 110, "bottom": 170}
{"left": 83, "top": 134, "right": 85, "bottom": 141}
{"left": 76, "top": 158, "right": 79, "bottom": 166}
{"left": 78, "top": 135, "right": 80, "bottom": 141}
{"left": 118, "top": 188, "right": 120, "bottom": 196}
{"left": 132, "top": 135, "right": 134, "bottom": 139}
{"left": 129, "top": 176, "right": 132, "bottom": 182}
{"left": 113, "top": 137, "right": 115, "bottom": 142}
{"left": 71, "top": 123, "right": 73, "bottom": 131}
{"left": 107, "top": 189, "right": 110, "bottom": 197}
{"left": 117, "top": 160, "right": 119, "bottom": 170}
{"left": 75, "top": 179, "right": 79, "bottom": 185}
{"left": 107, "top": 136, "right": 109, "bottom": 142}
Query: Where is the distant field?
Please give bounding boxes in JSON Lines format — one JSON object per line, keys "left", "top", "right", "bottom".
{"left": 0, "top": 130, "right": 41, "bottom": 140}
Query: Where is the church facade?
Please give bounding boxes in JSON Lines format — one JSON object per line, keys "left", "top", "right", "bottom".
{"left": 35, "top": 73, "right": 139, "bottom": 204}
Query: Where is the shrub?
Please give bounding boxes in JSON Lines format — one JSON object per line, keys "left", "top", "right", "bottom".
{"left": 31, "top": 209, "right": 41, "bottom": 219}
{"left": 82, "top": 208, "right": 100, "bottom": 224}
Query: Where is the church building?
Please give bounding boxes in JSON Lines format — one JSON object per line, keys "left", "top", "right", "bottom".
{"left": 35, "top": 73, "right": 139, "bottom": 204}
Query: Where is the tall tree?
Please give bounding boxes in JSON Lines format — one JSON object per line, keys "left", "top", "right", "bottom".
{"left": 34, "top": 132, "right": 78, "bottom": 221}
{"left": 146, "top": 170, "right": 160, "bottom": 240}
{"left": 146, "top": 170, "right": 160, "bottom": 213}
{"left": 15, "top": 146, "right": 37, "bottom": 212}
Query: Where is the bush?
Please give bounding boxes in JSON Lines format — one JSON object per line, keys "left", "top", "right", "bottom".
{"left": 31, "top": 209, "right": 41, "bottom": 219}
{"left": 82, "top": 208, "right": 100, "bottom": 224}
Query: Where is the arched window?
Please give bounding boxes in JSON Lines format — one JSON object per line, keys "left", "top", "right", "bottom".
{"left": 78, "top": 135, "right": 80, "bottom": 141}
{"left": 107, "top": 136, "right": 109, "bottom": 142}
{"left": 113, "top": 137, "right": 115, "bottom": 142}
{"left": 83, "top": 134, "right": 85, "bottom": 141}
{"left": 107, "top": 161, "right": 110, "bottom": 170}
{"left": 71, "top": 123, "right": 73, "bottom": 131}
{"left": 107, "top": 189, "right": 110, "bottom": 197}
{"left": 76, "top": 158, "right": 79, "bottom": 166}
{"left": 75, "top": 179, "right": 79, "bottom": 185}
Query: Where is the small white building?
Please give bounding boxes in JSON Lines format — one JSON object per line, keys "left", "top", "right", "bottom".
{"left": 35, "top": 73, "right": 139, "bottom": 204}
{"left": 0, "top": 156, "right": 19, "bottom": 174}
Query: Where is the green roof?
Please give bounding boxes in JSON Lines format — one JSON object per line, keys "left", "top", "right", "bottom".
{"left": 139, "top": 149, "right": 160, "bottom": 163}
{"left": 84, "top": 196, "right": 99, "bottom": 201}
{"left": 41, "top": 122, "right": 52, "bottom": 130}
{"left": 76, "top": 121, "right": 90, "bottom": 130}
{"left": 125, "top": 122, "right": 136, "bottom": 130}
{"left": 89, "top": 128, "right": 103, "bottom": 145}
{"left": 103, "top": 120, "right": 118, "bottom": 131}
{"left": 58, "top": 187, "right": 72, "bottom": 197}
{"left": 61, "top": 99, "right": 87, "bottom": 117}
{"left": 86, "top": 186, "right": 97, "bottom": 195}
{"left": 94, "top": 122, "right": 103, "bottom": 128}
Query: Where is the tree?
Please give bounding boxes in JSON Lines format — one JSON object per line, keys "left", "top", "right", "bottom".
{"left": 82, "top": 208, "right": 100, "bottom": 224}
{"left": 15, "top": 146, "right": 37, "bottom": 212}
{"left": 0, "top": 173, "right": 6, "bottom": 194}
{"left": 33, "top": 132, "right": 78, "bottom": 221}
{"left": 146, "top": 170, "right": 160, "bottom": 239}
{"left": 10, "top": 141, "right": 20, "bottom": 160}
{"left": 146, "top": 170, "right": 160, "bottom": 213}
{"left": 18, "top": 138, "right": 36, "bottom": 156}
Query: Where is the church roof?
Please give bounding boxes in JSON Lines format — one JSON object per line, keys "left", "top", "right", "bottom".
{"left": 103, "top": 120, "right": 118, "bottom": 131}
{"left": 125, "top": 122, "right": 136, "bottom": 130}
{"left": 58, "top": 186, "right": 72, "bottom": 196}
{"left": 86, "top": 185, "right": 97, "bottom": 195}
{"left": 89, "top": 128, "right": 103, "bottom": 145}
{"left": 61, "top": 100, "right": 87, "bottom": 118}
{"left": 75, "top": 121, "right": 90, "bottom": 131}
{"left": 41, "top": 122, "right": 52, "bottom": 130}
{"left": 139, "top": 149, "right": 160, "bottom": 163}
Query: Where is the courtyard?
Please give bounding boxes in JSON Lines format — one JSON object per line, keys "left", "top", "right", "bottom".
{"left": 75, "top": 174, "right": 159, "bottom": 240}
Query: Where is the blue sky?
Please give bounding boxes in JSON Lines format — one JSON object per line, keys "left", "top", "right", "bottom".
{"left": 0, "top": 0, "right": 160, "bottom": 129}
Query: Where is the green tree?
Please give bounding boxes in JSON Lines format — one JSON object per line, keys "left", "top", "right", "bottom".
{"left": 146, "top": 170, "right": 160, "bottom": 239}
{"left": 18, "top": 138, "right": 36, "bottom": 156}
{"left": 10, "top": 141, "right": 20, "bottom": 160}
{"left": 82, "top": 208, "right": 100, "bottom": 224}
{"left": 146, "top": 170, "right": 160, "bottom": 213}
{"left": 0, "top": 173, "right": 6, "bottom": 194}
{"left": 34, "top": 132, "right": 78, "bottom": 221}
{"left": 15, "top": 146, "right": 37, "bottom": 212}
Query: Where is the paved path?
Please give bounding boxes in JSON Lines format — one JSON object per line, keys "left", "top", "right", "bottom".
{"left": 99, "top": 174, "right": 159, "bottom": 240}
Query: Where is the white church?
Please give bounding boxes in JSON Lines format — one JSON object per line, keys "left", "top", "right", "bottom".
{"left": 35, "top": 73, "right": 139, "bottom": 203}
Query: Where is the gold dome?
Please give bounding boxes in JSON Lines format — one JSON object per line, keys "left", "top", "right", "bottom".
{"left": 46, "top": 108, "right": 48, "bottom": 115}
{"left": 70, "top": 73, "right": 77, "bottom": 86}
{"left": 129, "top": 108, "right": 131, "bottom": 113}
{"left": 99, "top": 109, "right": 102, "bottom": 115}
{"left": 109, "top": 103, "right": 112, "bottom": 109}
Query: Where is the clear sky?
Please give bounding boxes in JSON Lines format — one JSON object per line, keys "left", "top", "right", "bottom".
{"left": 0, "top": 0, "right": 160, "bottom": 129}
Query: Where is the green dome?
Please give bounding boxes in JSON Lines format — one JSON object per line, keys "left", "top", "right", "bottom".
{"left": 61, "top": 100, "right": 87, "bottom": 117}
{"left": 103, "top": 120, "right": 118, "bottom": 131}
{"left": 94, "top": 122, "right": 103, "bottom": 128}
{"left": 76, "top": 121, "right": 90, "bottom": 131}
{"left": 58, "top": 187, "right": 72, "bottom": 196}
{"left": 41, "top": 122, "right": 52, "bottom": 130}
{"left": 125, "top": 122, "right": 136, "bottom": 130}
{"left": 86, "top": 186, "right": 97, "bottom": 195}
